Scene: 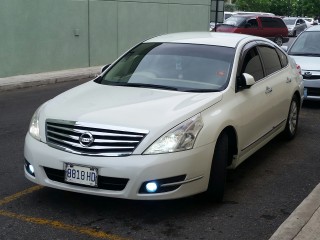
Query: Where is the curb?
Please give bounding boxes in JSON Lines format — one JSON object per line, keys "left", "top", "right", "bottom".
{"left": 0, "top": 66, "right": 102, "bottom": 92}
{"left": 269, "top": 183, "right": 320, "bottom": 240}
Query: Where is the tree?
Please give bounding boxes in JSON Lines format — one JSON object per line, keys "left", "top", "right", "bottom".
{"left": 235, "top": 0, "right": 318, "bottom": 17}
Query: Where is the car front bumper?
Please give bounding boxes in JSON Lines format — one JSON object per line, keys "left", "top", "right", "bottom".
{"left": 24, "top": 133, "right": 215, "bottom": 200}
{"left": 303, "top": 79, "right": 320, "bottom": 101}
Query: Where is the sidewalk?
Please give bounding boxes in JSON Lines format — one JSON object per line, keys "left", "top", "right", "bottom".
{"left": 0, "top": 66, "right": 101, "bottom": 91}
{"left": 269, "top": 183, "right": 320, "bottom": 240}
{"left": 1, "top": 67, "right": 320, "bottom": 240}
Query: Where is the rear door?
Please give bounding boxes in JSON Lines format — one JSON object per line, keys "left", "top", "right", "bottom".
{"left": 257, "top": 44, "right": 291, "bottom": 128}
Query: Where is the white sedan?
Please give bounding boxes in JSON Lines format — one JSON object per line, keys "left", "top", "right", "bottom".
{"left": 24, "top": 32, "right": 303, "bottom": 202}
{"left": 285, "top": 25, "right": 320, "bottom": 100}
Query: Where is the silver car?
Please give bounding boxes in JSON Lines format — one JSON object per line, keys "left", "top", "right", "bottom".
{"left": 286, "top": 25, "right": 320, "bottom": 100}
{"left": 283, "top": 17, "right": 307, "bottom": 37}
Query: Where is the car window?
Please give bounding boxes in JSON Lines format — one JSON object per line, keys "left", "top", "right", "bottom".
{"left": 224, "top": 16, "right": 247, "bottom": 27}
{"left": 258, "top": 46, "right": 282, "bottom": 76}
{"left": 241, "top": 47, "right": 264, "bottom": 81}
{"left": 260, "top": 17, "right": 285, "bottom": 28}
{"left": 274, "top": 18, "right": 287, "bottom": 28}
{"left": 100, "top": 43, "right": 235, "bottom": 91}
{"left": 283, "top": 18, "right": 296, "bottom": 25}
{"left": 276, "top": 48, "right": 288, "bottom": 68}
{"left": 247, "top": 19, "right": 258, "bottom": 28}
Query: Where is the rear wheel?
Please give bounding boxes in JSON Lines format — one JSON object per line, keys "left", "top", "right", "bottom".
{"left": 283, "top": 95, "right": 299, "bottom": 140}
{"left": 207, "top": 132, "right": 229, "bottom": 202}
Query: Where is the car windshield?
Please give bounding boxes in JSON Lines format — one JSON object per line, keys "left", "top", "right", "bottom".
{"left": 289, "top": 31, "right": 320, "bottom": 56}
{"left": 283, "top": 18, "right": 296, "bottom": 25}
{"left": 224, "top": 13, "right": 233, "bottom": 20}
{"left": 223, "top": 16, "right": 247, "bottom": 27}
{"left": 99, "top": 43, "right": 235, "bottom": 92}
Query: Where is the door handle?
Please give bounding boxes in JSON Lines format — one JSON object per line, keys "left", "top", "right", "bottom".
{"left": 265, "top": 86, "right": 272, "bottom": 94}
{"left": 286, "top": 77, "right": 292, "bottom": 83}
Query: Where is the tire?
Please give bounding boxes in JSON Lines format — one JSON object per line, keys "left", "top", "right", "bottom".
{"left": 207, "top": 132, "right": 229, "bottom": 202}
{"left": 283, "top": 95, "right": 299, "bottom": 140}
{"left": 274, "top": 37, "right": 283, "bottom": 46}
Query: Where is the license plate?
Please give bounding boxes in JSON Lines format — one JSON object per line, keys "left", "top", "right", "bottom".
{"left": 65, "top": 164, "right": 98, "bottom": 187}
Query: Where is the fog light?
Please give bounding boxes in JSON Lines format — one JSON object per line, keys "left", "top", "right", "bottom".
{"left": 146, "top": 182, "right": 158, "bottom": 193}
{"left": 29, "top": 165, "right": 34, "bottom": 174}
{"left": 25, "top": 159, "right": 35, "bottom": 177}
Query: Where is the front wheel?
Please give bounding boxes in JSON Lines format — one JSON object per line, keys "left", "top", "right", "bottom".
{"left": 283, "top": 95, "right": 299, "bottom": 140}
{"left": 207, "top": 132, "right": 229, "bottom": 202}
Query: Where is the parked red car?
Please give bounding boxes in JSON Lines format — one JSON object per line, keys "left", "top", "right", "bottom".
{"left": 215, "top": 15, "right": 289, "bottom": 46}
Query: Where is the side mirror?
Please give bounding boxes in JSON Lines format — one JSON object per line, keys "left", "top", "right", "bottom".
{"left": 237, "top": 73, "right": 255, "bottom": 90}
{"left": 243, "top": 73, "right": 255, "bottom": 86}
{"left": 281, "top": 46, "right": 288, "bottom": 52}
{"left": 296, "top": 22, "right": 300, "bottom": 25}
{"left": 101, "top": 64, "right": 111, "bottom": 73}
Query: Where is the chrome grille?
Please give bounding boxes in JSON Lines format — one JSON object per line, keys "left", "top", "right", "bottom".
{"left": 46, "top": 119, "right": 148, "bottom": 156}
{"left": 302, "top": 71, "right": 320, "bottom": 80}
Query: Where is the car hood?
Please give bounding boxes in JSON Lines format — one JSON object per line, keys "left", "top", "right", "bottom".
{"left": 290, "top": 55, "right": 320, "bottom": 71}
{"left": 42, "top": 81, "right": 223, "bottom": 132}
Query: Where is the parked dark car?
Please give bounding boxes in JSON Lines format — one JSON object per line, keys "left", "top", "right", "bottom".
{"left": 215, "top": 15, "right": 289, "bottom": 46}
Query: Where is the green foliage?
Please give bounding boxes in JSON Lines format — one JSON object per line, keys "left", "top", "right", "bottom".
{"left": 225, "top": 3, "right": 237, "bottom": 12}
{"left": 234, "top": 0, "right": 319, "bottom": 17}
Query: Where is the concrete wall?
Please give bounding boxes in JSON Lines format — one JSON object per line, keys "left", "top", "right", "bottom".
{"left": 0, "top": 0, "right": 211, "bottom": 78}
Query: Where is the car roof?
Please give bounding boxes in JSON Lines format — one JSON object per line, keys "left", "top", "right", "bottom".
{"left": 231, "top": 14, "right": 282, "bottom": 19}
{"left": 145, "top": 32, "right": 259, "bottom": 48}
{"left": 305, "top": 25, "right": 320, "bottom": 31}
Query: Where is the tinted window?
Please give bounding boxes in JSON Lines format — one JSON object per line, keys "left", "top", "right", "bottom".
{"left": 247, "top": 19, "right": 258, "bottom": 28}
{"left": 274, "top": 18, "right": 286, "bottom": 27}
{"left": 276, "top": 48, "right": 288, "bottom": 67}
{"left": 258, "top": 46, "right": 282, "bottom": 76}
{"left": 242, "top": 47, "right": 264, "bottom": 81}
{"left": 260, "top": 17, "right": 286, "bottom": 28}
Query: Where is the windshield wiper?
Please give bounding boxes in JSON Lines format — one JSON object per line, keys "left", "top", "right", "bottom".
{"left": 109, "top": 82, "right": 179, "bottom": 91}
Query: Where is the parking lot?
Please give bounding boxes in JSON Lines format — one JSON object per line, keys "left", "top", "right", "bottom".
{"left": 1, "top": 77, "right": 320, "bottom": 239}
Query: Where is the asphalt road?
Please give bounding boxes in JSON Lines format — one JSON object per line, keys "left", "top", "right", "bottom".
{"left": 0, "top": 79, "right": 320, "bottom": 240}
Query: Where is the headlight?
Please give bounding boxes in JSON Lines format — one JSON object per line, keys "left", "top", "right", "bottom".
{"left": 144, "top": 114, "right": 203, "bottom": 155}
{"left": 28, "top": 105, "right": 43, "bottom": 141}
